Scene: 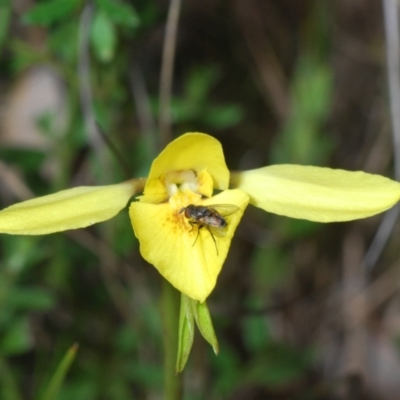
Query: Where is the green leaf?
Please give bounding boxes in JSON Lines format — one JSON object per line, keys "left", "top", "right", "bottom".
{"left": 0, "top": 317, "right": 32, "bottom": 355}
{"left": 90, "top": 11, "right": 116, "bottom": 62}
{"left": 203, "top": 104, "right": 244, "bottom": 129}
{"left": 95, "top": 0, "right": 140, "bottom": 28}
{"left": 186, "top": 67, "right": 218, "bottom": 103}
{"left": 0, "top": 357, "right": 24, "bottom": 400}
{"left": 39, "top": 343, "right": 79, "bottom": 400}
{"left": 176, "top": 294, "right": 195, "bottom": 373}
{"left": 49, "top": 20, "right": 79, "bottom": 63}
{"left": 0, "top": 4, "right": 11, "bottom": 53}
{"left": 22, "top": 0, "right": 82, "bottom": 26}
{"left": 7, "top": 287, "right": 55, "bottom": 311}
{"left": 239, "top": 344, "right": 313, "bottom": 387}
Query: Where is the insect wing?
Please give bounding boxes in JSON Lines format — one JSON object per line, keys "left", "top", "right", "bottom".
{"left": 207, "top": 204, "right": 240, "bottom": 218}
{"left": 207, "top": 225, "right": 227, "bottom": 238}
{"left": 205, "top": 204, "right": 240, "bottom": 237}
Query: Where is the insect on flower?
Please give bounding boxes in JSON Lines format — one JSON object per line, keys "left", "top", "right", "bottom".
{"left": 179, "top": 204, "right": 239, "bottom": 255}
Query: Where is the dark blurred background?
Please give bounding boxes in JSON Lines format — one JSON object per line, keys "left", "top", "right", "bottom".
{"left": 0, "top": 0, "right": 399, "bottom": 399}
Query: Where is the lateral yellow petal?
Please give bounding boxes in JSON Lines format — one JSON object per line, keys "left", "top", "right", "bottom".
{"left": 146, "top": 133, "right": 230, "bottom": 191}
{"left": 0, "top": 179, "right": 144, "bottom": 234}
{"left": 230, "top": 165, "right": 400, "bottom": 222}
{"left": 129, "top": 189, "right": 249, "bottom": 302}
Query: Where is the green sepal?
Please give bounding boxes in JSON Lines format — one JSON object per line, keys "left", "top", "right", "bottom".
{"left": 175, "top": 294, "right": 195, "bottom": 373}
{"left": 175, "top": 296, "right": 219, "bottom": 372}
{"left": 191, "top": 300, "right": 219, "bottom": 355}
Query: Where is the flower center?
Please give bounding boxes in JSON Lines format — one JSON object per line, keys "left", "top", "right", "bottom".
{"left": 163, "top": 168, "right": 214, "bottom": 201}
{"left": 140, "top": 168, "right": 213, "bottom": 205}
{"left": 164, "top": 170, "right": 199, "bottom": 197}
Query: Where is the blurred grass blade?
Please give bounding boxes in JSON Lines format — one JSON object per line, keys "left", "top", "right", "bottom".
{"left": 40, "top": 343, "right": 79, "bottom": 400}
{"left": 0, "top": 357, "right": 23, "bottom": 400}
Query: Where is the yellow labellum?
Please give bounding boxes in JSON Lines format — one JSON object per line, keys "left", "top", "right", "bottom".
{"left": 0, "top": 180, "right": 143, "bottom": 235}
{"left": 129, "top": 189, "right": 249, "bottom": 302}
{"left": 231, "top": 165, "right": 400, "bottom": 222}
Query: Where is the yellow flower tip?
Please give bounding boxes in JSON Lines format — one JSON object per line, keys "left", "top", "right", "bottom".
{"left": 231, "top": 165, "right": 400, "bottom": 222}
{"left": 0, "top": 180, "right": 142, "bottom": 235}
{"left": 129, "top": 189, "right": 249, "bottom": 302}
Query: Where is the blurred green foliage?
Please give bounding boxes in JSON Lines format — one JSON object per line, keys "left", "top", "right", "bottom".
{"left": 0, "top": 0, "right": 356, "bottom": 399}
{"left": 271, "top": 56, "right": 333, "bottom": 166}
{"left": 168, "top": 67, "right": 245, "bottom": 130}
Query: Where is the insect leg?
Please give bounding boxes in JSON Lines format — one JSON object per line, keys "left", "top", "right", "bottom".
{"left": 206, "top": 226, "right": 219, "bottom": 255}
{"left": 189, "top": 224, "right": 219, "bottom": 256}
{"left": 188, "top": 220, "right": 196, "bottom": 233}
{"left": 192, "top": 225, "right": 202, "bottom": 247}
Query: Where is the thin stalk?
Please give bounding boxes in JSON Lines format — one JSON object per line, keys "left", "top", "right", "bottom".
{"left": 363, "top": 0, "right": 400, "bottom": 272}
{"left": 158, "top": 0, "right": 182, "bottom": 148}
{"left": 161, "top": 280, "right": 182, "bottom": 400}
{"left": 158, "top": 0, "right": 183, "bottom": 397}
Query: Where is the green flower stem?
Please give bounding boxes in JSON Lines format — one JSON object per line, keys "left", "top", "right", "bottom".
{"left": 161, "top": 280, "right": 183, "bottom": 400}
{"left": 0, "top": 357, "right": 23, "bottom": 400}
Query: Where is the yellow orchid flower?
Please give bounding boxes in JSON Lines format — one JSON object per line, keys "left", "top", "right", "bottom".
{"left": 129, "top": 133, "right": 249, "bottom": 301}
{"left": 1, "top": 132, "right": 400, "bottom": 303}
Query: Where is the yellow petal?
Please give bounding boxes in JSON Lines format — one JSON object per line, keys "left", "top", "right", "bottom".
{"left": 138, "top": 177, "right": 169, "bottom": 204}
{"left": 230, "top": 165, "right": 400, "bottom": 222}
{"left": 129, "top": 189, "right": 249, "bottom": 302}
{"left": 146, "top": 133, "right": 229, "bottom": 191}
{"left": 0, "top": 179, "right": 144, "bottom": 234}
